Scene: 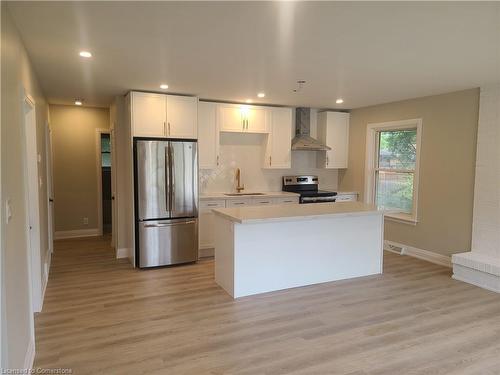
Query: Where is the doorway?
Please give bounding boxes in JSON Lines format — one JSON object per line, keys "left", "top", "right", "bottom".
{"left": 99, "top": 132, "right": 112, "bottom": 235}
{"left": 23, "top": 95, "right": 42, "bottom": 313}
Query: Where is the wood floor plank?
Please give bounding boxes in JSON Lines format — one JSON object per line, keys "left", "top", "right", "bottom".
{"left": 33, "top": 236, "right": 500, "bottom": 374}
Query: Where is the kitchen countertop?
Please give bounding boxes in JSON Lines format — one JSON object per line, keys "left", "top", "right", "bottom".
{"left": 200, "top": 191, "right": 300, "bottom": 200}
{"left": 212, "top": 201, "right": 385, "bottom": 224}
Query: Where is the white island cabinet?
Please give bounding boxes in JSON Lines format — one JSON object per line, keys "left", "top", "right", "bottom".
{"left": 212, "top": 202, "right": 384, "bottom": 298}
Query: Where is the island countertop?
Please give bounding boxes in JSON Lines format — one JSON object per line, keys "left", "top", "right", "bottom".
{"left": 212, "top": 201, "right": 385, "bottom": 224}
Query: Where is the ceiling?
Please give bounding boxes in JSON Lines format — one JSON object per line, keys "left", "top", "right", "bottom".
{"left": 7, "top": 1, "right": 500, "bottom": 109}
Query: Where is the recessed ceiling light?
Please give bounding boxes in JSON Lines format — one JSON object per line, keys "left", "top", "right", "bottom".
{"left": 336, "top": 98, "right": 344, "bottom": 104}
{"left": 75, "top": 99, "right": 83, "bottom": 106}
{"left": 245, "top": 99, "right": 253, "bottom": 103}
{"left": 160, "top": 84, "right": 169, "bottom": 90}
{"left": 257, "top": 92, "right": 265, "bottom": 98}
{"left": 79, "top": 51, "right": 92, "bottom": 58}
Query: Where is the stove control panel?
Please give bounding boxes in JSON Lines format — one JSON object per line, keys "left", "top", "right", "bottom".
{"left": 283, "top": 175, "right": 318, "bottom": 186}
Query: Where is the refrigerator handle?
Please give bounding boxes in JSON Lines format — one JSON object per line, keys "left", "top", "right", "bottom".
{"left": 168, "top": 142, "right": 174, "bottom": 217}
{"left": 144, "top": 221, "right": 196, "bottom": 228}
{"left": 164, "top": 145, "right": 170, "bottom": 215}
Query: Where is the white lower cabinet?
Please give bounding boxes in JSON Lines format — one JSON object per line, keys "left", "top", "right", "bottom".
{"left": 199, "top": 200, "right": 226, "bottom": 256}
{"left": 198, "top": 195, "right": 299, "bottom": 257}
{"left": 226, "top": 199, "right": 253, "bottom": 208}
{"left": 273, "top": 196, "right": 300, "bottom": 205}
{"left": 336, "top": 194, "right": 358, "bottom": 202}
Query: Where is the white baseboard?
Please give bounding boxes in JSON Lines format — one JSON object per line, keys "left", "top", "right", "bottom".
{"left": 199, "top": 247, "right": 214, "bottom": 258}
{"left": 116, "top": 247, "right": 130, "bottom": 259}
{"left": 453, "top": 264, "right": 500, "bottom": 293}
{"left": 55, "top": 228, "right": 100, "bottom": 240}
{"left": 23, "top": 339, "right": 35, "bottom": 370}
{"left": 384, "top": 240, "right": 452, "bottom": 268}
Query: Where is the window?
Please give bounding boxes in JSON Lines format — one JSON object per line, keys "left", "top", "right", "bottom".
{"left": 365, "top": 119, "right": 422, "bottom": 224}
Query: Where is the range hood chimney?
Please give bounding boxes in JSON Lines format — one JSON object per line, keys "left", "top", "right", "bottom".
{"left": 291, "top": 108, "right": 331, "bottom": 151}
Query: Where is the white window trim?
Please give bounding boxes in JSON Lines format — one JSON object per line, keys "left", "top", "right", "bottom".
{"left": 364, "top": 119, "right": 422, "bottom": 225}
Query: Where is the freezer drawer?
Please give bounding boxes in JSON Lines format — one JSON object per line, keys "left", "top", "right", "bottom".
{"left": 138, "top": 218, "right": 198, "bottom": 267}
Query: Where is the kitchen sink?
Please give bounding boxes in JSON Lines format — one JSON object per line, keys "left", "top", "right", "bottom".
{"left": 224, "top": 193, "right": 265, "bottom": 196}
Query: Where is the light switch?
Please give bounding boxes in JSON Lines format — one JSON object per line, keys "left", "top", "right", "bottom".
{"left": 5, "top": 199, "right": 12, "bottom": 224}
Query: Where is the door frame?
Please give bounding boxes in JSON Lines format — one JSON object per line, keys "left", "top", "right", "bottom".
{"left": 22, "top": 93, "right": 43, "bottom": 314}
{"left": 96, "top": 128, "right": 111, "bottom": 237}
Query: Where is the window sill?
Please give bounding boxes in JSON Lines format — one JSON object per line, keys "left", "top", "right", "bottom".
{"left": 384, "top": 212, "right": 418, "bottom": 226}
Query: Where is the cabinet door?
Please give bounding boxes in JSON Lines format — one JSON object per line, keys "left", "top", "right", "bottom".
{"left": 166, "top": 95, "right": 198, "bottom": 139}
{"left": 246, "top": 107, "right": 269, "bottom": 133}
{"left": 218, "top": 104, "right": 245, "bottom": 132}
{"left": 199, "top": 200, "right": 225, "bottom": 249}
{"left": 131, "top": 92, "right": 166, "bottom": 137}
{"left": 317, "top": 112, "right": 350, "bottom": 169}
{"left": 336, "top": 194, "right": 357, "bottom": 202}
{"left": 263, "top": 108, "right": 292, "bottom": 169}
{"left": 198, "top": 102, "right": 219, "bottom": 169}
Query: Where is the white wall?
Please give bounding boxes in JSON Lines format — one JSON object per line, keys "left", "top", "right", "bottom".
{"left": 200, "top": 109, "right": 339, "bottom": 193}
{"left": 1, "top": 4, "right": 50, "bottom": 368}
{"left": 111, "top": 96, "right": 134, "bottom": 258}
{"left": 471, "top": 85, "right": 500, "bottom": 258}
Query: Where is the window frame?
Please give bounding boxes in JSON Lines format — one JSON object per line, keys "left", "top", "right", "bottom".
{"left": 364, "top": 119, "right": 422, "bottom": 224}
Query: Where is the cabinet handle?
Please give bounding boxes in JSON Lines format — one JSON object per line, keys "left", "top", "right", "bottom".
{"left": 326, "top": 155, "right": 329, "bottom": 166}
{"left": 269, "top": 156, "right": 272, "bottom": 166}
{"left": 168, "top": 122, "right": 171, "bottom": 136}
{"left": 216, "top": 155, "right": 219, "bottom": 166}
{"left": 163, "top": 121, "right": 166, "bottom": 136}
{"left": 234, "top": 202, "right": 245, "bottom": 205}
{"left": 246, "top": 119, "right": 249, "bottom": 129}
{"left": 207, "top": 203, "right": 218, "bottom": 207}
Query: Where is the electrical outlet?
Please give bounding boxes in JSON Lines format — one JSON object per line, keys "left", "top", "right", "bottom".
{"left": 83, "top": 217, "right": 89, "bottom": 225}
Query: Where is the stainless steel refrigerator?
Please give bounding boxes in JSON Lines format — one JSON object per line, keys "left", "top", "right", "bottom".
{"left": 134, "top": 139, "right": 198, "bottom": 268}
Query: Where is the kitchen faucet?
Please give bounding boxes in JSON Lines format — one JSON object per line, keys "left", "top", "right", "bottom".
{"left": 235, "top": 168, "right": 245, "bottom": 193}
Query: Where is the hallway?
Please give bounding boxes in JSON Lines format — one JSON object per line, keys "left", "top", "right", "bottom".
{"left": 34, "top": 237, "right": 500, "bottom": 375}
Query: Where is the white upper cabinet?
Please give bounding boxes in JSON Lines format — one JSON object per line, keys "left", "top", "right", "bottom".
{"left": 218, "top": 103, "right": 269, "bottom": 133}
{"left": 131, "top": 92, "right": 167, "bottom": 137}
{"left": 166, "top": 95, "right": 198, "bottom": 139}
{"left": 246, "top": 106, "right": 269, "bottom": 133}
{"left": 198, "top": 102, "right": 219, "bottom": 169}
{"left": 130, "top": 91, "right": 197, "bottom": 139}
{"left": 317, "top": 112, "right": 350, "bottom": 169}
{"left": 263, "top": 107, "right": 293, "bottom": 169}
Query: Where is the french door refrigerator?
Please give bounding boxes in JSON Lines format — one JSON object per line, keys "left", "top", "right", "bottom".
{"left": 134, "top": 139, "right": 198, "bottom": 268}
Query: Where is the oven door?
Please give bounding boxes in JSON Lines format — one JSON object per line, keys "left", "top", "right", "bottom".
{"left": 300, "top": 196, "right": 337, "bottom": 204}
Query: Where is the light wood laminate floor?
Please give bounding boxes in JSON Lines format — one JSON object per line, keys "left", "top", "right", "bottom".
{"left": 35, "top": 236, "right": 500, "bottom": 375}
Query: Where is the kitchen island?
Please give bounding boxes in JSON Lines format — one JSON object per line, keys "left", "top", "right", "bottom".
{"left": 212, "top": 202, "right": 385, "bottom": 298}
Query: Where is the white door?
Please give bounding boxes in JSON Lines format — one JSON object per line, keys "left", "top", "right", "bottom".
{"left": 264, "top": 108, "right": 292, "bottom": 169}
{"left": 166, "top": 95, "right": 198, "bottom": 139}
{"left": 198, "top": 102, "right": 219, "bottom": 169}
{"left": 23, "top": 96, "right": 42, "bottom": 313}
{"left": 218, "top": 104, "right": 245, "bottom": 132}
{"left": 247, "top": 107, "right": 269, "bottom": 133}
{"left": 131, "top": 92, "right": 166, "bottom": 137}
{"left": 110, "top": 128, "right": 117, "bottom": 248}
{"left": 45, "top": 123, "right": 54, "bottom": 255}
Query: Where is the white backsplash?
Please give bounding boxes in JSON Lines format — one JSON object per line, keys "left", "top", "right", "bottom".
{"left": 200, "top": 132, "right": 339, "bottom": 193}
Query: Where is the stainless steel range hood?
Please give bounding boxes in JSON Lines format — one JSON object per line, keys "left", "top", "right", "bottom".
{"left": 291, "top": 108, "right": 331, "bottom": 151}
